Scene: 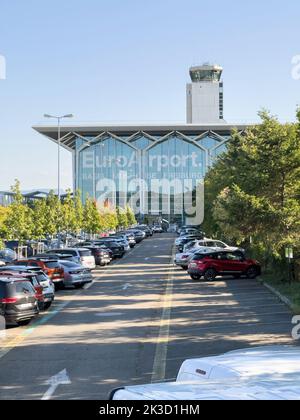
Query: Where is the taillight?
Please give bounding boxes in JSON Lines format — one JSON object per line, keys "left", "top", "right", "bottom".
{"left": 0, "top": 297, "right": 18, "bottom": 304}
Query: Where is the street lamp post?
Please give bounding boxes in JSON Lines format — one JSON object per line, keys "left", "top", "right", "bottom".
{"left": 44, "top": 114, "right": 74, "bottom": 246}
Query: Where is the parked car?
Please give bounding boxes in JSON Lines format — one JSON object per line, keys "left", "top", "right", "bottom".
{"left": 111, "top": 346, "right": 300, "bottom": 401}
{"left": 59, "top": 261, "right": 93, "bottom": 289}
{"left": 126, "top": 229, "right": 146, "bottom": 243}
{"left": 196, "top": 239, "right": 242, "bottom": 252}
{"left": 0, "top": 277, "right": 39, "bottom": 326}
{"left": 175, "top": 247, "right": 215, "bottom": 270}
{"left": 188, "top": 250, "right": 261, "bottom": 282}
{"left": 113, "top": 233, "right": 136, "bottom": 248}
{"left": 47, "top": 248, "right": 96, "bottom": 270}
{"left": 177, "top": 346, "right": 300, "bottom": 382}
{"left": 0, "top": 266, "right": 55, "bottom": 310}
{"left": 75, "top": 246, "right": 111, "bottom": 266}
{"left": 176, "top": 235, "right": 206, "bottom": 252}
{"left": 0, "top": 248, "right": 17, "bottom": 264}
{"left": 135, "top": 225, "right": 153, "bottom": 237}
{"left": 93, "top": 240, "right": 125, "bottom": 259}
{"left": 0, "top": 271, "right": 45, "bottom": 310}
{"left": 108, "top": 236, "right": 131, "bottom": 252}
{"left": 80, "top": 242, "right": 114, "bottom": 261}
{"left": 152, "top": 226, "right": 163, "bottom": 233}
{"left": 13, "top": 258, "right": 64, "bottom": 290}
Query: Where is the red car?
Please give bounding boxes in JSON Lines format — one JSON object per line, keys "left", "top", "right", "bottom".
{"left": 188, "top": 250, "right": 261, "bottom": 282}
{"left": 14, "top": 258, "right": 64, "bottom": 289}
{"left": 0, "top": 271, "right": 44, "bottom": 309}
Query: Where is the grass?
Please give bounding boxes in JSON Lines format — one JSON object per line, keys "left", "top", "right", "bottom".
{"left": 259, "top": 272, "right": 300, "bottom": 314}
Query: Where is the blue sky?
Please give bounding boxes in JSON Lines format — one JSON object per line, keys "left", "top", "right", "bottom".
{"left": 0, "top": 0, "right": 299, "bottom": 190}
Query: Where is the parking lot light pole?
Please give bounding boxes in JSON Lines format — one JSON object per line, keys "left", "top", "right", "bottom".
{"left": 44, "top": 114, "right": 74, "bottom": 246}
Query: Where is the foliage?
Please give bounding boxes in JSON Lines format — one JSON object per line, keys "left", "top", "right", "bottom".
{"left": 83, "top": 196, "right": 102, "bottom": 234}
{"left": 203, "top": 110, "right": 300, "bottom": 263}
{"left": 126, "top": 206, "right": 137, "bottom": 227}
{"left": 116, "top": 207, "right": 128, "bottom": 230}
{"left": 4, "top": 180, "right": 33, "bottom": 244}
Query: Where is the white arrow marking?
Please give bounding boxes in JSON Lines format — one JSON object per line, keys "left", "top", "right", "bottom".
{"left": 42, "top": 369, "right": 71, "bottom": 401}
{"left": 123, "top": 283, "right": 133, "bottom": 291}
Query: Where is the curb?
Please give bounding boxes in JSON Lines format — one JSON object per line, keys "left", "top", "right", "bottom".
{"left": 259, "top": 278, "right": 294, "bottom": 312}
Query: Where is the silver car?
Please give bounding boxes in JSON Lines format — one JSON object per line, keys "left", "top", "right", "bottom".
{"left": 59, "top": 261, "right": 93, "bottom": 289}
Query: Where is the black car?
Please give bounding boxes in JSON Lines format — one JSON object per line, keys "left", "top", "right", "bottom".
{"left": 80, "top": 245, "right": 111, "bottom": 266}
{"left": 126, "top": 230, "right": 145, "bottom": 243}
{"left": 135, "top": 226, "right": 153, "bottom": 237}
{"left": 0, "top": 278, "right": 39, "bottom": 326}
{"left": 93, "top": 240, "right": 125, "bottom": 259}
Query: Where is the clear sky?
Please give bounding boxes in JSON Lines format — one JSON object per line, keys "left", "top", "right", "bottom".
{"left": 0, "top": 0, "right": 299, "bottom": 190}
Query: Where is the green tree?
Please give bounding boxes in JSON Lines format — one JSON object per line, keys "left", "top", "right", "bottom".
{"left": 74, "top": 190, "right": 84, "bottom": 234}
{"left": 116, "top": 207, "right": 128, "bottom": 230}
{"left": 203, "top": 110, "right": 300, "bottom": 258}
{"left": 31, "top": 198, "right": 48, "bottom": 240}
{"left": 126, "top": 206, "right": 137, "bottom": 227}
{"left": 4, "top": 180, "right": 33, "bottom": 244}
{"left": 45, "top": 190, "right": 62, "bottom": 237}
{"left": 83, "top": 196, "right": 102, "bottom": 235}
{"left": 61, "top": 189, "right": 77, "bottom": 234}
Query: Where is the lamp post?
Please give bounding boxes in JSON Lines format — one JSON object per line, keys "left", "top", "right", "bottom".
{"left": 44, "top": 114, "right": 74, "bottom": 246}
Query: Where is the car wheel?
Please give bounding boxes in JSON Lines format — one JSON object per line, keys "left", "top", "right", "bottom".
{"left": 204, "top": 269, "right": 217, "bottom": 282}
{"left": 246, "top": 267, "right": 258, "bottom": 279}
{"left": 191, "top": 274, "right": 201, "bottom": 281}
{"left": 43, "top": 302, "right": 52, "bottom": 311}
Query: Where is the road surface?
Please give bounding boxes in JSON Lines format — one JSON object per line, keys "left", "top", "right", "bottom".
{"left": 0, "top": 234, "right": 295, "bottom": 400}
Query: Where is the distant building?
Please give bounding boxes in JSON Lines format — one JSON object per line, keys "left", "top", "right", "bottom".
{"left": 34, "top": 64, "right": 249, "bottom": 225}
{"left": 187, "top": 63, "right": 225, "bottom": 124}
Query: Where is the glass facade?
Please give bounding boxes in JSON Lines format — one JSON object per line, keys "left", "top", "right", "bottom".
{"left": 75, "top": 130, "right": 233, "bottom": 224}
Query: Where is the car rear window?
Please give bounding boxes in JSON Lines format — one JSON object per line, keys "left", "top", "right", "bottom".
{"left": 15, "top": 281, "right": 36, "bottom": 296}
{"left": 60, "top": 261, "right": 78, "bottom": 268}
{"left": 79, "top": 250, "right": 92, "bottom": 257}
{"left": 55, "top": 250, "right": 78, "bottom": 257}
{"left": 36, "top": 273, "right": 49, "bottom": 283}
{"left": 44, "top": 262, "right": 60, "bottom": 269}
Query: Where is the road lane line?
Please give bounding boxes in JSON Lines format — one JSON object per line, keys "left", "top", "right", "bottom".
{"left": 151, "top": 245, "right": 176, "bottom": 383}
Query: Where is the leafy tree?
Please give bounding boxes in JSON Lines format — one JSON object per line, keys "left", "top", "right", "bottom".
{"left": 116, "top": 207, "right": 128, "bottom": 230}
{"left": 4, "top": 180, "right": 33, "bottom": 244}
{"left": 203, "top": 110, "right": 300, "bottom": 260}
{"left": 44, "top": 190, "right": 62, "bottom": 237}
{"left": 0, "top": 206, "right": 9, "bottom": 240}
{"left": 126, "top": 206, "right": 137, "bottom": 227}
{"left": 31, "top": 198, "right": 48, "bottom": 240}
{"left": 83, "top": 196, "right": 102, "bottom": 235}
{"left": 99, "top": 208, "right": 118, "bottom": 232}
{"left": 61, "top": 189, "right": 77, "bottom": 234}
{"left": 74, "top": 190, "right": 84, "bottom": 234}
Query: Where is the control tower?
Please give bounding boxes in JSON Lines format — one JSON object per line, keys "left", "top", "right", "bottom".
{"left": 187, "top": 63, "right": 225, "bottom": 124}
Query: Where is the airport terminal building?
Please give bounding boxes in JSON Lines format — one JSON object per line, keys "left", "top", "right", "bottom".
{"left": 34, "top": 64, "right": 249, "bottom": 225}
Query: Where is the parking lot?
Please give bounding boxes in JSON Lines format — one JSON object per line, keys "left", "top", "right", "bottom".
{"left": 0, "top": 233, "right": 295, "bottom": 400}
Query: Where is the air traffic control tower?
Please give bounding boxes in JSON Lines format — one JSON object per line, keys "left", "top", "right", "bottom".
{"left": 187, "top": 63, "right": 225, "bottom": 124}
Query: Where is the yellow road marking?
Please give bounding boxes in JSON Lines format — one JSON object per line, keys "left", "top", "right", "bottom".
{"left": 151, "top": 245, "right": 176, "bottom": 383}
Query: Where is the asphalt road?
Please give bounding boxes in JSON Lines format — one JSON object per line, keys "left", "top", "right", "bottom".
{"left": 0, "top": 234, "right": 296, "bottom": 400}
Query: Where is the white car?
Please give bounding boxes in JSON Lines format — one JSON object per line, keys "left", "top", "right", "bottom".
{"left": 197, "top": 239, "right": 242, "bottom": 252}
{"left": 177, "top": 346, "right": 300, "bottom": 382}
{"left": 111, "top": 346, "right": 300, "bottom": 400}
{"left": 48, "top": 248, "right": 96, "bottom": 270}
